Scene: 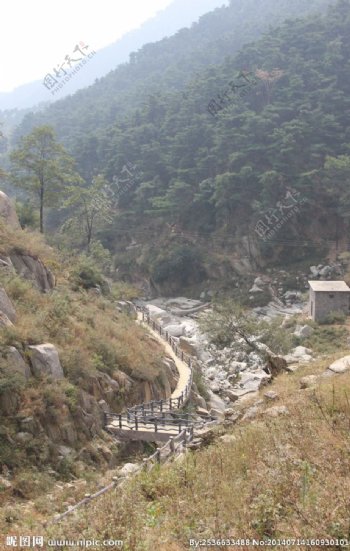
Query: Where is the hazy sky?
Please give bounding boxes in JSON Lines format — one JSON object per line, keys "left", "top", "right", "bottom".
{"left": 0, "top": 0, "right": 174, "bottom": 92}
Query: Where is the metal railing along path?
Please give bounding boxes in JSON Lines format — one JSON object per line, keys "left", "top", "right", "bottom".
{"left": 105, "top": 305, "right": 195, "bottom": 446}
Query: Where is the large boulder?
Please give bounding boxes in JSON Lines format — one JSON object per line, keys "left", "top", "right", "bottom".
{"left": 284, "top": 346, "right": 313, "bottom": 365}
{"left": 328, "top": 356, "right": 350, "bottom": 374}
{"left": 179, "top": 336, "right": 199, "bottom": 357}
{"left": 28, "top": 344, "right": 64, "bottom": 380}
{"left": 9, "top": 254, "right": 55, "bottom": 292}
{"left": 265, "top": 353, "right": 288, "bottom": 377}
{"left": 163, "top": 324, "right": 184, "bottom": 337}
{"left": 115, "top": 301, "right": 137, "bottom": 317}
{"left": 0, "top": 392, "right": 19, "bottom": 415}
{"left": 145, "top": 305, "right": 171, "bottom": 324}
{"left": 0, "top": 287, "right": 16, "bottom": 323}
{"left": 294, "top": 325, "right": 314, "bottom": 339}
{"left": 5, "top": 347, "right": 31, "bottom": 380}
{"left": 0, "top": 191, "right": 21, "bottom": 229}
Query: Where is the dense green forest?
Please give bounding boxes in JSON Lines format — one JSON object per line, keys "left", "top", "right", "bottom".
{"left": 6, "top": 0, "right": 350, "bottom": 293}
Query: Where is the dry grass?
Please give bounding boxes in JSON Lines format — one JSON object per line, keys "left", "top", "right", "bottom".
{"left": 0, "top": 223, "right": 167, "bottom": 515}
{"left": 0, "top": 223, "right": 57, "bottom": 269}
{"left": 3, "top": 361, "right": 349, "bottom": 550}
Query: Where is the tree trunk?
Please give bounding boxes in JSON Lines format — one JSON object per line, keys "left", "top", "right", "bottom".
{"left": 39, "top": 179, "right": 44, "bottom": 233}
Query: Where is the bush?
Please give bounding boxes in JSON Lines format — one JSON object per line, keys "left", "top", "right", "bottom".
{"left": 15, "top": 201, "right": 40, "bottom": 230}
{"left": 70, "top": 255, "right": 105, "bottom": 291}
{"left": 88, "top": 241, "right": 113, "bottom": 274}
{"left": 319, "top": 310, "right": 346, "bottom": 325}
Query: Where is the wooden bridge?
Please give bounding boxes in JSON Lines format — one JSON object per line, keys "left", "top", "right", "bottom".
{"left": 105, "top": 305, "right": 215, "bottom": 466}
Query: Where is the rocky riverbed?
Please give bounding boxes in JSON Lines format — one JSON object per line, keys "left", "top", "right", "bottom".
{"left": 136, "top": 294, "right": 314, "bottom": 414}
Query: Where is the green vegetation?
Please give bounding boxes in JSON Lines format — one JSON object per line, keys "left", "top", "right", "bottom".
{"left": 6, "top": 361, "right": 349, "bottom": 549}
{"left": 0, "top": 222, "right": 164, "bottom": 482}
{"left": 7, "top": 1, "right": 347, "bottom": 292}
{"left": 200, "top": 299, "right": 293, "bottom": 354}
{"left": 10, "top": 126, "right": 82, "bottom": 233}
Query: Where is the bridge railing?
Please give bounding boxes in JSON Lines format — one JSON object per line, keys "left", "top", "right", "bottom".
{"left": 125, "top": 305, "right": 194, "bottom": 419}
{"left": 142, "top": 426, "right": 194, "bottom": 470}
{"left": 105, "top": 412, "right": 193, "bottom": 433}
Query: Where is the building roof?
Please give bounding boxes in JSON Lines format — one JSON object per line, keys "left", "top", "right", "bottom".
{"left": 308, "top": 280, "right": 350, "bottom": 292}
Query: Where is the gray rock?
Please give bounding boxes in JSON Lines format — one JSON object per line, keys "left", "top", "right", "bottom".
{"left": 206, "top": 367, "right": 218, "bottom": 380}
{"left": 249, "top": 284, "right": 263, "bottom": 293}
{"left": 0, "top": 191, "right": 21, "bottom": 229}
{"left": 242, "top": 404, "right": 262, "bottom": 421}
{"left": 20, "top": 417, "right": 39, "bottom": 434}
{"left": 179, "top": 336, "right": 198, "bottom": 357}
{"left": 0, "top": 392, "right": 19, "bottom": 415}
{"left": 118, "top": 463, "right": 140, "bottom": 477}
{"left": 6, "top": 347, "right": 31, "bottom": 379}
{"left": 300, "top": 375, "right": 318, "bottom": 389}
{"left": 209, "top": 407, "right": 224, "bottom": 419}
{"left": 209, "top": 381, "right": 220, "bottom": 393}
{"left": 57, "top": 445, "right": 74, "bottom": 458}
{"left": 284, "top": 291, "right": 301, "bottom": 303}
{"left": 28, "top": 344, "right": 64, "bottom": 380}
{"left": 115, "top": 301, "right": 137, "bottom": 317}
{"left": 227, "top": 388, "right": 258, "bottom": 401}
{"left": 284, "top": 346, "right": 313, "bottom": 364}
{"left": 265, "top": 405, "right": 289, "bottom": 417}
{"left": 0, "top": 312, "right": 13, "bottom": 327}
{"left": 229, "top": 361, "right": 248, "bottom": 373}
{"left": 196, "top": 407, "right": 210, "bottom": 417}
{"left": 208, "top": 390, "right": 226, "bottom": 413}
{"left": 10, "top": 254, "right": 55, "bottom": 292}
{"left": 264, "top": 390, "right": 279, "bottom": 400}
{"left": 15, "top": 432, "right": 33, "bottom": 444}
{"left": 163, "top": 324, "right": 184, "bottom": 338}
{"left": 165, "top": 297, "right": 199, "bottom": 308}
{"left": 319, "top": 266, "right": 332, "bottom": 278}
{"left": 0, "top": 288, "right": 16, "bottom": 323}
{"left": 294, "top": 325, "right": 314, "bottom": 339}
{"left": 328, "top": 356, "right": 350, "bottom": 374}
{"left": 98, "top": 400, "right": 110, "bottom": 413}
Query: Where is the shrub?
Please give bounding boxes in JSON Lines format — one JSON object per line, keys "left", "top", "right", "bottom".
{"left": 70, "top": 255, "right": 105, "bottom": 291}
{"left": 15, "top": 201, "right": 40, "bottom": 230}
{"left": 319, "top": 310, "right": 346, "bottom": 325}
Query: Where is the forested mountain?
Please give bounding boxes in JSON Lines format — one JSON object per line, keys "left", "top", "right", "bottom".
{"left": 14, "top": 0, "right": 335, "bottom": 152}
{"left": 8, "top": 0, "right": 350, "bottom": 294}
{"left": 0, "top": 0, "right": 229, "bottom": 111}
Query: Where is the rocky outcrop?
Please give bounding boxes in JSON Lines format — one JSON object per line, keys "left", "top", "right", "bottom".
{"left": 28, "top": 344, "right": 64, "bottom": 380}
{"left": 328, "top": 356, "right": 350, "bottom": 374}
{"left": 5, "top": 347, "right": 31, "bottom": 379}
{"left": 10, "top": 253, "right": 55, "bottom": 292}
{"left": 265, "top": 352, "right": 288, "bottom": 377}
{"left": 0, "top": 287, "right": 16, "bottom": 322}
{"left": 309, "top": 263, "right": 343, "bottom": 280}
{"left": 0, "top": 312, "right": 13, "bottom": 327}
{"left": 284, "top": 346, "right": 313, "bottom": 365}
{"left": 0, "top": 393, "right": 19, "bottom": 415}
{"left": 294, "top": 325, "right": 314, "bottom": 339}
{"left": 0, "top": 191, "right": 21, "bottom": 230}
{"left": 115, "top": 301, "right": 137, "bottom": 317}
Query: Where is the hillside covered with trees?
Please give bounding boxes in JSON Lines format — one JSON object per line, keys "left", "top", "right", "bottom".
{"left": 1, "top": 0, "right": 348, "bottom": 297}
